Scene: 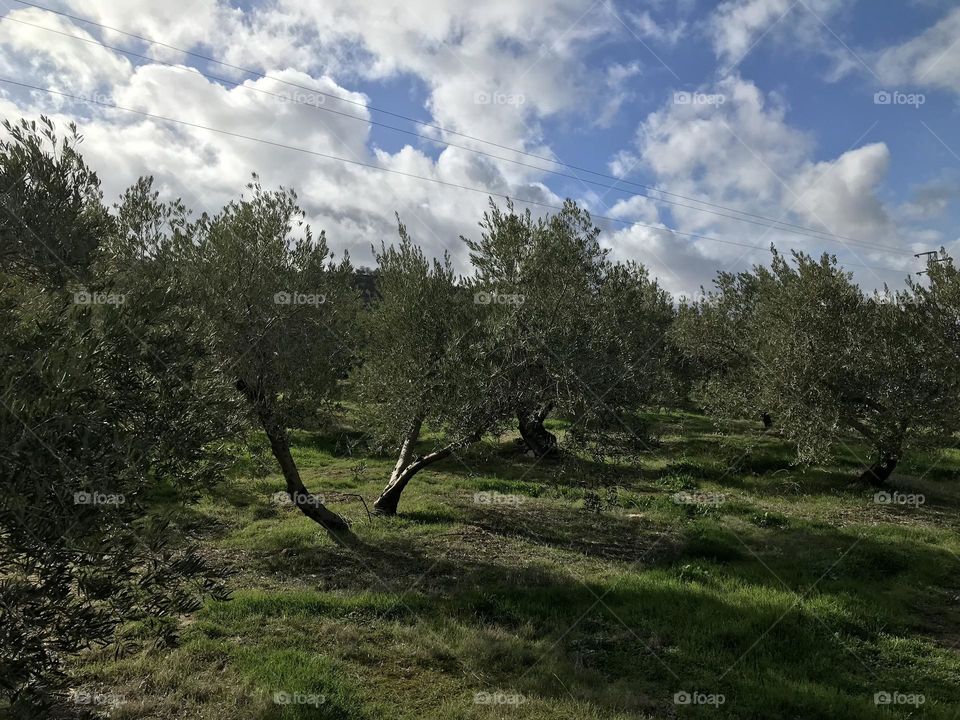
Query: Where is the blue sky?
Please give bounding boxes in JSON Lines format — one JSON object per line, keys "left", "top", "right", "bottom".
{"left": 0, "top": 0, "right": 958, "bottom": 296}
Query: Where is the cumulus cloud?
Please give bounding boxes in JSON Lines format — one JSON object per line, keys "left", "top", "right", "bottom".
{"left": 0, "top": 8, "right": 132, "bottom": 93}
{"left": 0, "top": 0, "right": 943, "bottom": 300}
{"left": 603, "top": 75, "right": 920, "bottom": 297}
{"left": 1, "top": 0, "right": 599, "bottom": 269}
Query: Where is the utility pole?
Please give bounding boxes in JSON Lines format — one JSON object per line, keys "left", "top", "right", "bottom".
{"left": 914, "top": 250, "right": 952, "bottom": 275}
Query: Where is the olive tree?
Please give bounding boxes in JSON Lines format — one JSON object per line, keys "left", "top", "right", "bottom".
{"left": 0, "top": 123, "right": 233, "bottom": 715}
{"left": 356, "top": 219, "right": 501, "bottom": 515}
{"left": 569, "top": 259, "right": 676, "bottom": 455}
{"left": 909, "top": 252, "right": 959, "bottom": 365}
{"left": 0, "top": 117, "right": 110, "bottom": 286}
{"left": 463, "top": 199, "right": 610, "bottom": 457}
{"left": 181, "top": 177, "right": 359, "bottom": 531}
{"left": 673, "top": 248, "right": 960, "bottom": 486}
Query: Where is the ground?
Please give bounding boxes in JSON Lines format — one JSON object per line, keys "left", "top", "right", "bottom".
{"left": 70, "top": 412, "right": 960, "bottom": 719}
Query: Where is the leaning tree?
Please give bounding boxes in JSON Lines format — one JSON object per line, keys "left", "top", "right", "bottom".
{"left": 356, "top": 219, "right": 504, "bottom": 515}
{"left": 180, "top": 177, "right": 360, "bottom": 531}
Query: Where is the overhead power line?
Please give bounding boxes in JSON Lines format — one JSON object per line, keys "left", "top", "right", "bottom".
{"left": 8, "top": 0, "right": 911, "bottom": 258}
{"left": 0, "top": 77, "right": 912, "bottom": 276}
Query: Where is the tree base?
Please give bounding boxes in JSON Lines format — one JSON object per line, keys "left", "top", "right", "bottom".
{"left": 858, "top": 454, "right": 898, "bottom": 488}
{"left": 517, "top": 407, "right": 559, "bottom": 458}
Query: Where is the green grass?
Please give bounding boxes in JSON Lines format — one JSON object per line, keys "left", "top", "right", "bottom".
{"left": 70, "top": 412, "right": 960, "bottom": 719}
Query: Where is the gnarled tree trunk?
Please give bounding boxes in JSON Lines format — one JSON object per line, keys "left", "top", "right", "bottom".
{"left": 373, "top": 446, "right": 454, "bottom": 516}
{"left": 858, "top": 451, "right": 899, "bottom": 488}
{"left": 237, "top": 380, "right": 350, "bottom": 532}
{"left": 374, "top": 423, "right": 482, "bottom": 516}
{"left": 262, "top": 426, "right": 351, "bottom": 531}
{"left": 517, "top": 401, "right": 557, "bottom": 457}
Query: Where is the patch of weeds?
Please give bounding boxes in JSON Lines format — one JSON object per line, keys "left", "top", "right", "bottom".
{"left": 676, "top": 563, "right": 715, "bottom": 585}
{"left": 751, "top": 511, "right": 790, "bottom": 528}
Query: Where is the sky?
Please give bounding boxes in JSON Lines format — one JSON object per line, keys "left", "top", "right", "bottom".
{"left": 0, "top": 0, "right": 958, "bottom": 298}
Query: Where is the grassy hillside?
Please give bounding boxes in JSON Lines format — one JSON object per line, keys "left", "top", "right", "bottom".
{"left": 70, "top": 412, "right": 960, "bottom": 719}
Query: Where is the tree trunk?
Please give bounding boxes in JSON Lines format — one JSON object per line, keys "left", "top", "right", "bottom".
{"left": 263, "top": 426, "right": 351, "bottom": 531}
{"left": 517, "top": 402, "right": 558, "bottom": 457}
{"left": 761, "top": 412, "right": 773, "bottom": 429}
{"left": 388, "top": 417, "right": 422, "bottom": 487}
{"left": 373, "top": 426, "right": 482, "bottom": 516}
{"left": 858, "top": 452, "right": 899, "bottom": 488}
{"left": 235, "top": 379, "right": 350, "bottom": 532}
{"left": 373, "top": 445, "right": 454, "bottom": 516}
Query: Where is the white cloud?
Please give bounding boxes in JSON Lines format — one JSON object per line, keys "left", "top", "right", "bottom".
{"left": 624, "top": 10, "right": 688, "bottom": 45}
{"left": 595, "top": 61, "right": 642, "bottom": 128}
{"left": 0, "top": 0, "right": 941, "bottom": 300}
{"left": 1, "top": 0, "right": 608, "bottom": 269}
{"left": 788, "top": 142, "right": 895, "bottom": 244}
{"left": 707, "top": 0, "right": 846, "bottom": 71}
{"left": 604, "top": 75, "right": 920, "bottom": 297}
{"left": 874, "top": 8, "right": 960, "bottom": 95}
{"left": 896, "top": 175, "right": 960, "bottom": 221}
{"left": 0, "top": 8, "right": 132, "bottom": 93}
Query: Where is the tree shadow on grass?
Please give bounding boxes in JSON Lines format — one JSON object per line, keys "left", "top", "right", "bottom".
{"left": 214, "top": 521, "right": 960, "bottom": 720}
